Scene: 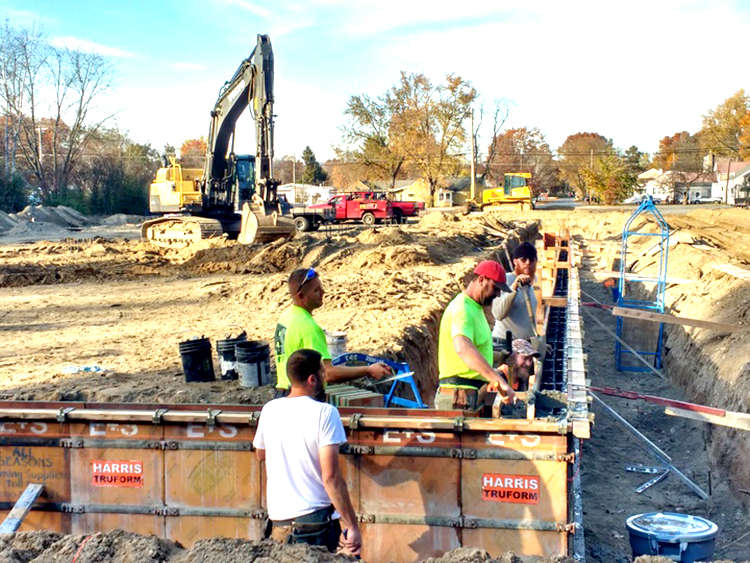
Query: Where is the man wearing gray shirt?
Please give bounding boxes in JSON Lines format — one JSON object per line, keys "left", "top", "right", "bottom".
{"left": 491, "top": 242, "right": 539, "bottom": 346}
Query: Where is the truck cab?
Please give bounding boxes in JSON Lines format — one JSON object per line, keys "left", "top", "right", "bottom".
{"left": 310, "top": 193, "right": 393, "bottom": 225}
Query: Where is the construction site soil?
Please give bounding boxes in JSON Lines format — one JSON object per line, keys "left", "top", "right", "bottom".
{"left": 1, "top": 206, "right": 750, "bottom": 561}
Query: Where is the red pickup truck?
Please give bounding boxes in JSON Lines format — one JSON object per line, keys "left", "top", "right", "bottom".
{"left": 308, "top": 193, "right": 393, "bottom": 226}
{"left": 350, "top": 191, "right": 424, "bottom": 223}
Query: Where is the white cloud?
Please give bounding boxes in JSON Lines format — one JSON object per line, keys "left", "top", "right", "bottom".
{"left": 49, "top": 36, "right": 135, "bottom": 58}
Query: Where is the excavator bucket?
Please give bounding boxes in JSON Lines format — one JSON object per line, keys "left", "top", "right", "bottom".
{"left": 238, "top": 202, "right": 296, "bottom": 244}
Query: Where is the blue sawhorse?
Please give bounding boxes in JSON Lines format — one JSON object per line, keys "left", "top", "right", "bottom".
{"left": 332, "top": 353, "right": 427, "bottom": 408}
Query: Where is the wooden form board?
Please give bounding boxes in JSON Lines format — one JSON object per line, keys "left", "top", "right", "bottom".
{"left": 711, "top": 263, "right": 750, "bottom": 281}
{"left": 590, "top": 270, "right": 697, "bottom": 285}
{"left": 665, "top": 406, "right": 750, "bottom": 432}
{"left": 612, "top": 306, "right": 746, "bottom": 332}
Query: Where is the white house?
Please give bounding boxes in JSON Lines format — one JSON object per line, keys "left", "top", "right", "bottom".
{"left": 710, "top": 160, "right": 750, "bottom": 204}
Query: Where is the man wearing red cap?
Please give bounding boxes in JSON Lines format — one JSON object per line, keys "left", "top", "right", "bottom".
{"left": 434, "top": 260, "right": 516, "bottom": 411}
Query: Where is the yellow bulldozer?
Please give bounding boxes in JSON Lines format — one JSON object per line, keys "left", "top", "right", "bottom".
{"left": 480, "top": 172, "right": 535, "bottom": 211}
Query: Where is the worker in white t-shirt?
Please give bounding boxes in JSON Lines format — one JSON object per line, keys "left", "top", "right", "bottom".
{"left": 253, "top": 348, "right": 362, "bottom": 555}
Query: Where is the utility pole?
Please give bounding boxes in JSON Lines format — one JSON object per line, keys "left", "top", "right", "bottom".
{"left": 725, "top": 158, "right": 732, "bottom": 204}
{"left": 470, "top": 108, "right": 476, "bottom": 202}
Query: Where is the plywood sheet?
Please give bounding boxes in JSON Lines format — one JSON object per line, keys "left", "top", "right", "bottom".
{"left": 461, "top": 459, "right": 567, "bottom": 522}
{"left": 359, "top": 456, "right": 459, "bottom": 517}
{"left": 464, "top": 528, "right": 565, "bottom": 557}
{"left": 165, "top": 450, "right": 260, "bottom": 508}
{"left": 0, "top": 446, "right": 70, "bottom": 503}
{"left": 361, "top": 522, "right": 459, "bottom": 563}
{"left": 166, "top": 516, "right": 264, "bottom": 547}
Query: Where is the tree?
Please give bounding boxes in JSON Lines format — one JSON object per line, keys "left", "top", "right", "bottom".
{"left": 700, "top": 89, "right": 750, "bottom": 156}
{"left": 300, "top": 146, "right": 328, "bottom": 185}
{"left": 387, "top": 72, "right": 476, "bottom": 205}
{"left": 557, "top": 133, "right": 612, "bottom": 198}
{"left": 326, "top": 150, "right": 365, "bottom": 190}
{"left": 581, "top": 153, "right": 637, "bottom": 204}
{"left": 472, "top": 98, "right": 511, "bottom": 185}
{"left": 17, "top": 41, "right": 118, "bottom": 200}
{"left": 0, "top": 171, "right": 28, "bottom": 212}
{"left": 486, "top": 127, "right": 559, "bottom": 195}
{"left": 179, "top": 137, "right": 206, "bottom": 168}
{"left": 340, "top": 92, "right": 406, "bottom": 189}
{"left": 274, "top": 154, "right": 304, "bottom": 184}
{"left": 653, "top": 132, "right": 702, "bottom": 171}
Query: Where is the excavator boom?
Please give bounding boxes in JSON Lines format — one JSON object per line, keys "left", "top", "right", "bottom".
{"left": 143, "top": 34, "right": 294, "bottom": 247}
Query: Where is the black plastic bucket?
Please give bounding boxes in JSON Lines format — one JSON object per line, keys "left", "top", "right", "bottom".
{"left": 215, "top": 332, "right": 248, "bottom": 380}
{"left": 626, "top": 512, "right": 718, "bottom": 562}
{"left": 235, "top": 340, "right": 270, "bottom": 388}
{"left": 178, "top": 337, "right": 215, "bottom": 383}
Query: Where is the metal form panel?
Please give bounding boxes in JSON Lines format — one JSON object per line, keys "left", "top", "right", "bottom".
{"left": 166, "top": 516, "right": 263, "bottom": 547}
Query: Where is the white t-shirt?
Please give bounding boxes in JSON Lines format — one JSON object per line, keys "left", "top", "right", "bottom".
{"left": 253, "top": 395, "right": 347, "bottom": 521}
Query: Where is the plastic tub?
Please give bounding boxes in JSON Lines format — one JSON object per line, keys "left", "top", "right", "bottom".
{"left": 626, "top": 512, "right": 718, "bottom": 562}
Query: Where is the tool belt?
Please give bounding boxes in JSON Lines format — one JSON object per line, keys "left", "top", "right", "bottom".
{"left": 272, "top": 505, "right": 340, "bottom": 551}
{"left": 438, "top": 376, "right": 485, "bottom": 390}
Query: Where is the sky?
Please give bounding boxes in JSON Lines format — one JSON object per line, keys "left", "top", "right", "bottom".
{"left": 5, "top": 0, "right": 750, "bottom": 162}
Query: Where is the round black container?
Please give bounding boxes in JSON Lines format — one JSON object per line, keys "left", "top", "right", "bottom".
{"left": 215, "top": 332, "right": 248, "bottom": 380}
{"left": 178, "top": 337, "right": 215, "bottom": 383}
{"left": 626, "top": 512, "right": 718, "bottom": 562}
{"left": 235, "top": 340, "right": 270, "bottom": 388}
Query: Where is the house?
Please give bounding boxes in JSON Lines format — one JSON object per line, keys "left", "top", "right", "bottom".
{"left": 277, "top": 183, "right": 333, "bottom": 205}
{"left": 710, "top": 160, "right": 750, "bottom": 204}
{"left": 639, "top": 169, "right": 715, "bottom": 203}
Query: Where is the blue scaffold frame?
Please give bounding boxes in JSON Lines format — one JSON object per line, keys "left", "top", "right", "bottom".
{"left": 331, "top": 353, "right": 427, "bottom": 408}
{"left": 616, "top": 195, "right": 670, "bottom": 372}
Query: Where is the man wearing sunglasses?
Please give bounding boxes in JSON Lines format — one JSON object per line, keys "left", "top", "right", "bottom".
{"left": 274, "top": 268, "right": 392, "bottom": 397}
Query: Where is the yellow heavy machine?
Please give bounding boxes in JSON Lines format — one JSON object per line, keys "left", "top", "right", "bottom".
{"left": 481, "top": 172, "right": 535, "bottom": 210}
{"left": 142, "top": 35, "right": 296, "bottom": 248}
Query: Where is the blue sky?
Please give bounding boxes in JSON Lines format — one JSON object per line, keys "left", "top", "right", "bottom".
{"left": 6, "top": 0, "right": 750, "bottom": 162}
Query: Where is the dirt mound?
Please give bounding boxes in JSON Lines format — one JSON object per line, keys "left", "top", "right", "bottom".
{"left": 0, "top": 209, "right": 19, "bottom": 232}
{"left": 419, "top": 211, "right": 458, "bottom": 227}
{"left": 422, "top": 547, "right": 574, "bottom": 563}
{"left": 352, "top": 244, "right": 433, "bottom": 268}
{"left": 17, "top": 205, "right": 98, "bottom": 228}
{"left": 102, "top": 214, "right": 146, "bottom": 226}
{"left": 356, "top": 227, "right": 413, "bottom": 246}
{"left": 3, "top": 221, "right": 70, "bottom": 241}
{"left": 178, "top": 538, "right": 354, "bottom": 563}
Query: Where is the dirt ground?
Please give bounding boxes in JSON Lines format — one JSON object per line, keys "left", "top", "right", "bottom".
{"left": 1, "top": 206, "right": 750, "bottom": 561}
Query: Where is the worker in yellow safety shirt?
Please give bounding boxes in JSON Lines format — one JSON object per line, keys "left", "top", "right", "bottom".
{"left": 434, "top": 260, "right": 516, "bottom": 411}
{"left": 273, "top": 268, "right": 391, "bottom": 398}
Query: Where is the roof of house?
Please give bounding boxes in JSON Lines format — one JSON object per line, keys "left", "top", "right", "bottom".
{"left": 638, "top": 168, "right": 663, "bottom": 180}
{"left": 714, "top": 159, "right": 750, "bottom": 174}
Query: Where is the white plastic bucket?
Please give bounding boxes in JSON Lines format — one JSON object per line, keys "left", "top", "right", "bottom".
{"left": 326, "top": 331, "right": 348, "bottom": 358}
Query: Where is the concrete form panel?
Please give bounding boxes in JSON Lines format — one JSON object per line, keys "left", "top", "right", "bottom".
{"left": 72, "top": 513, "right": 164, "bottom": 537}
{"left": 70, "top": 448, "right": 162, "bottom": 506}
{"left": 0, "top": 508, "right": 70, "bottom": 534}
{"left": 359, "top": 455, "right": 460, "bottom": 517}
{"left": 461, "top": 459, "right": 567, "bottom": 522}
{"left": 464, "top": 528, "right": 565, "bottom": 557}
{"left": 361, "top": 522, "right": 460, "bottom": 563}
{"left": 166, "top": 516, "right": 264, "bottom": 547}
{"left": 0, "top": 446, "right": 70, "bottom": 503}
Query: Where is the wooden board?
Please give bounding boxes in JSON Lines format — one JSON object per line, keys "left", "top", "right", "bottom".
{"left": 711, "top": 263, "right": 750, "bottom": 281}
{"left": 0, "top": 483, "right": 44, "bottom": 533}
{"left": 612, "top": 306, "right": 746, "bottom": 332}
{"left": 590, "top": 270, "right": 697, "bottom": 284}
{"left": 665, "top": 406, "right": 750, "bottom": 432}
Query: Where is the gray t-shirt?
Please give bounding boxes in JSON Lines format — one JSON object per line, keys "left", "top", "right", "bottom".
{"left": 491, "top": 273, "right": 537, "bottom": 341}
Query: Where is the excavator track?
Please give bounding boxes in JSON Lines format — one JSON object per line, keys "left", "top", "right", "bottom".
{"left": 141, "top": 216, "right": 225, "bottom": 249}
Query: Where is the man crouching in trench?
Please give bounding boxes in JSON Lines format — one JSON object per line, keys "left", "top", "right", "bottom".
{"left": 253, "top": 349, "right": 361, "bottom": 556}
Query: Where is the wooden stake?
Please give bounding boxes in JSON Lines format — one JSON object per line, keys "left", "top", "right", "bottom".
{"left": 0, "top": 484, "right": 44, "bottom": 533}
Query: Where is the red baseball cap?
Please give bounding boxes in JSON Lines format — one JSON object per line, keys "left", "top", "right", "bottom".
{"left": 473, "top": 261, "right": 511, "bottom": 292}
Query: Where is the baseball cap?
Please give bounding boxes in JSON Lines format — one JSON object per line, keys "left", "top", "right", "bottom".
{"left": 512, "top": 339, "right": 540, "bottom": 357}
{"left": 513, "top": 242, "right": 538, "bottom": 261}
{"left": 473, "top": 261, "right": 512, "bottom": 293}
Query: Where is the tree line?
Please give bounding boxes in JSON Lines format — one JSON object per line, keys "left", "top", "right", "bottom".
{"left": 2, "top": 18, "right": 749, "bottom": 213}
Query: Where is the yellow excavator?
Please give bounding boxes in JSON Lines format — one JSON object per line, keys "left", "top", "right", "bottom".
{"left": 481, "top": 172, "right": 535, "bottom": 211}
{"left": 142, "top": 35, "right": 296, "bottom": 247}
